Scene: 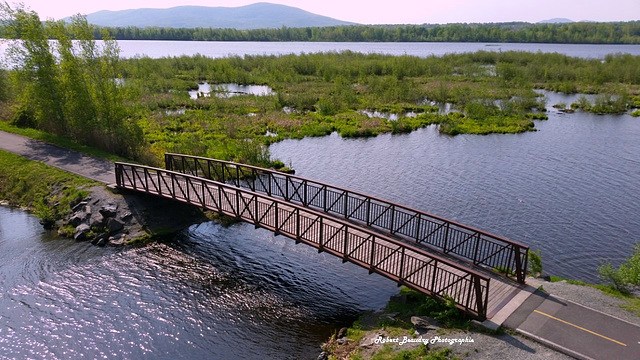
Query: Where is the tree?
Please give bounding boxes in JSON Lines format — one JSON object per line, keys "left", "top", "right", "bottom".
{"left": 0, "top": 4, "right": 144, "bottom": 158}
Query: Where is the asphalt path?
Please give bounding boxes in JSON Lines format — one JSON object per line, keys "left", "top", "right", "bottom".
{"left": 504, "top": 289, "right": 640, "bottom": 360}
{"left": 0, "top": 130, "right": 115, "bottom": 184}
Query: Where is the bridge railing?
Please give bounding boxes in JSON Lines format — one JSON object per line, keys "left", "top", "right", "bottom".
{"left": 116, "top": 162, "right": 491, "bottom": 319}
{"left": 164, "top": 153, "right": 528, "bottom": 284}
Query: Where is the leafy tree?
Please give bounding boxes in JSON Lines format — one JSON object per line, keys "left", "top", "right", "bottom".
{"left": 0, "top": 4, "right": 144, "bottom": 158}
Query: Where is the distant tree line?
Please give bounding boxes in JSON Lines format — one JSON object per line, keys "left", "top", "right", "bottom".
{"left": 85, "top": 22, "right": 640, "bottom": 44}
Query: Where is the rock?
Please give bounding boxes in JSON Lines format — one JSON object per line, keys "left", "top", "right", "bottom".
{"left": 411, "top": 316, "right": 438, "bottom": 330}
{"left": 71, "top": 201, "right": 88, "bottom": 212}
{"left": 106, "top": 218, "right": 124, "bottom": 234}
{"left": 68, "top": 212, "right": 88, "bottom": 227}
{"left": 0, "top": 200, "right": 9, "bottom": 206}
{"left": 337, "top": 327, "right": 348, "bottom": 339}
{"left": 108, "top": 233, "right": 127, "bottom": 246}
{"left": 120, "top": 211, "right": 133, "bottom": 222}
{"left": 99, "top": 203, "right": 118, "bottom": 218}
{"left": 96, "top": 235, "right": 108, "bottom": 247}
{"left": 390, "top": 293, "right": 408, "bottom": 304}
{"left": 90, "top": 212, "right": 106, "bottom": 228}
{"left": 92, "top": 198, "right": 100, "bottom": 205}
{"left": 538, "top": 272, "right": 551, "bottom": 281}
{"left": 74, "top": 224, "right": 91, "bottom": 241}
{"left": 316, "top": 352, "right": 328, "bottom": 360}
{"left": 337, "top": 338, "right": 349, "bottom": 345}
{"left": 382, "top": 312, "right": 400, "bottom": 322}
{"left": 359, "top": 332, "right": 382, "bottom": 348}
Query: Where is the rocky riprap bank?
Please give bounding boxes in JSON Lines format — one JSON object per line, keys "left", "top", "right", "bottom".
{"left": 60, "top": 185, "right": 208, "bottom": 246}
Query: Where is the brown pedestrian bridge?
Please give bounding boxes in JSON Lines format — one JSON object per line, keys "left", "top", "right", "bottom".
{"left": 115, "top": 153, "right": 529, "bottom": 320}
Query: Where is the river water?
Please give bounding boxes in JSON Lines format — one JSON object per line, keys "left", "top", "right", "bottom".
{"left": 270, "top": 92, "right": 640, "bottom": 283}
{"left": 0, "top": 206, "right": 398, "bottom": 359}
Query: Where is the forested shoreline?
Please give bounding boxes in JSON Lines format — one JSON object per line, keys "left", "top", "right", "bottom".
{"left": 90, "top": 22, "right": 640, "bottom": 44}
{"left": 1, "top": 21, "right": 640, "bottom": 43}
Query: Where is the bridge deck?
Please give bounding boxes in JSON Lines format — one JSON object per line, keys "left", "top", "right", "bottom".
{"left": 116, "top": 163, "right": 522, "bottom": 319}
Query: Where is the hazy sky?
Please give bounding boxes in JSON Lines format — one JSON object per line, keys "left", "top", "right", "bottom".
{"left": 14, "top": 0, "right": 640, "bottom": 24}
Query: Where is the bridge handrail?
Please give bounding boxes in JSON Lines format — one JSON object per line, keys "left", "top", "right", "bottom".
{"left": 164, "top": 153, "right": 528, "bottom": 283}
{"left": 115, "top": 162, "right": 491, "bottom": 318}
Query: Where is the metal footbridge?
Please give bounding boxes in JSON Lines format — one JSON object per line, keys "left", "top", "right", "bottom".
{"left": 115, "top": 153, "right": 529, "bottom": 320}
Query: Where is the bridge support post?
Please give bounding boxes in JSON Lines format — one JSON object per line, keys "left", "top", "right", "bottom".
{"left": 473, "top": 276, "right": 487, "bottom": 320}
{"left": 515, "top": 245, "right": 525, "bottom": 283}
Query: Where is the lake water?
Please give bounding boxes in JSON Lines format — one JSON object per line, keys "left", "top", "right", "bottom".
{"left": 0, "top": 206, "right": 398, "bottom": 359}
{"left": 2, "top": 40, "right": 640, "bottom": 61}
{"left": 270, "top": 92, "right": 640, "bottom": 282}
{"left": 113, "top": 41, "right": 640, "bottom": 59}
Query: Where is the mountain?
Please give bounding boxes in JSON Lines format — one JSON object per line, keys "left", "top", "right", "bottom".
{"left": 538, "top": 18, "right": 574, "bottom": 24}
{"left": 80, "top": 3, "right": 356, "bottom": 29}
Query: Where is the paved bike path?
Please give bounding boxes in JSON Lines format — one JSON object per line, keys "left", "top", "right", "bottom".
{"left": 504, "top": 288, "right": 640, "bottom": 360}
{"left": 0, "top": 130, "right": 115, "bottom": 184}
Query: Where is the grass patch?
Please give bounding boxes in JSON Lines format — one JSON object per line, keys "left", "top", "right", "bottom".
{"left": 371, "top": 344, "right": 457, "bottom": 360}
{"left": 0, "top": 149, "right": 94, "bottom": 224}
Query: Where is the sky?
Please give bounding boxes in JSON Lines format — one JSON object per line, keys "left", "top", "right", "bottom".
{"left": 12, "top": 0, "right": 640, "bottom": 24}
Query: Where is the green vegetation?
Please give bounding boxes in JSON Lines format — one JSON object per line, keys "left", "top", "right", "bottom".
{"left": 384, "top": 287, "right": 470, "bottom": 330}
{"left": 598, "top": 242, "right": 640, "bottom": 291}
{"left": 528, "top": 249, "right": 543, "bottom": 276}
{"left": 0, "top": 150, "right": 93, "bottom": 225}
{"left": 368, "top": 344, "right": 457, "bottom": 360}
{"left": 571, "top": 94, "right": 632, "bottom": 114}
{"left": 88, "top": 22, "right": 640, "bottom": 44}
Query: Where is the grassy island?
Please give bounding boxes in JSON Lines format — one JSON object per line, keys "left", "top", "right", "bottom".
{"left": 1, "top": 6, "right": 639, "bottom": 167}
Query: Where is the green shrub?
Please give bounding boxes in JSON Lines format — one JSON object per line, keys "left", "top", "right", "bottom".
{"left": 599, "top": 242, "right": 640, "bottom": 290}
{"left": 528, "top": 249, "right": 543, "bottom": 275}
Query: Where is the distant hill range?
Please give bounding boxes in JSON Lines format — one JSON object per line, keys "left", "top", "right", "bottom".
{"left": 79, "top": 3, "right": 356, "bottom": 29}
{"left": 538, "top": 18, "right": 574, "bottom": 24}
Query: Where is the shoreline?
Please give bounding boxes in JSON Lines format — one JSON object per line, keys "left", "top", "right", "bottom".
{"left": 322, "top": 277, "right": 640, "bottom": 359}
